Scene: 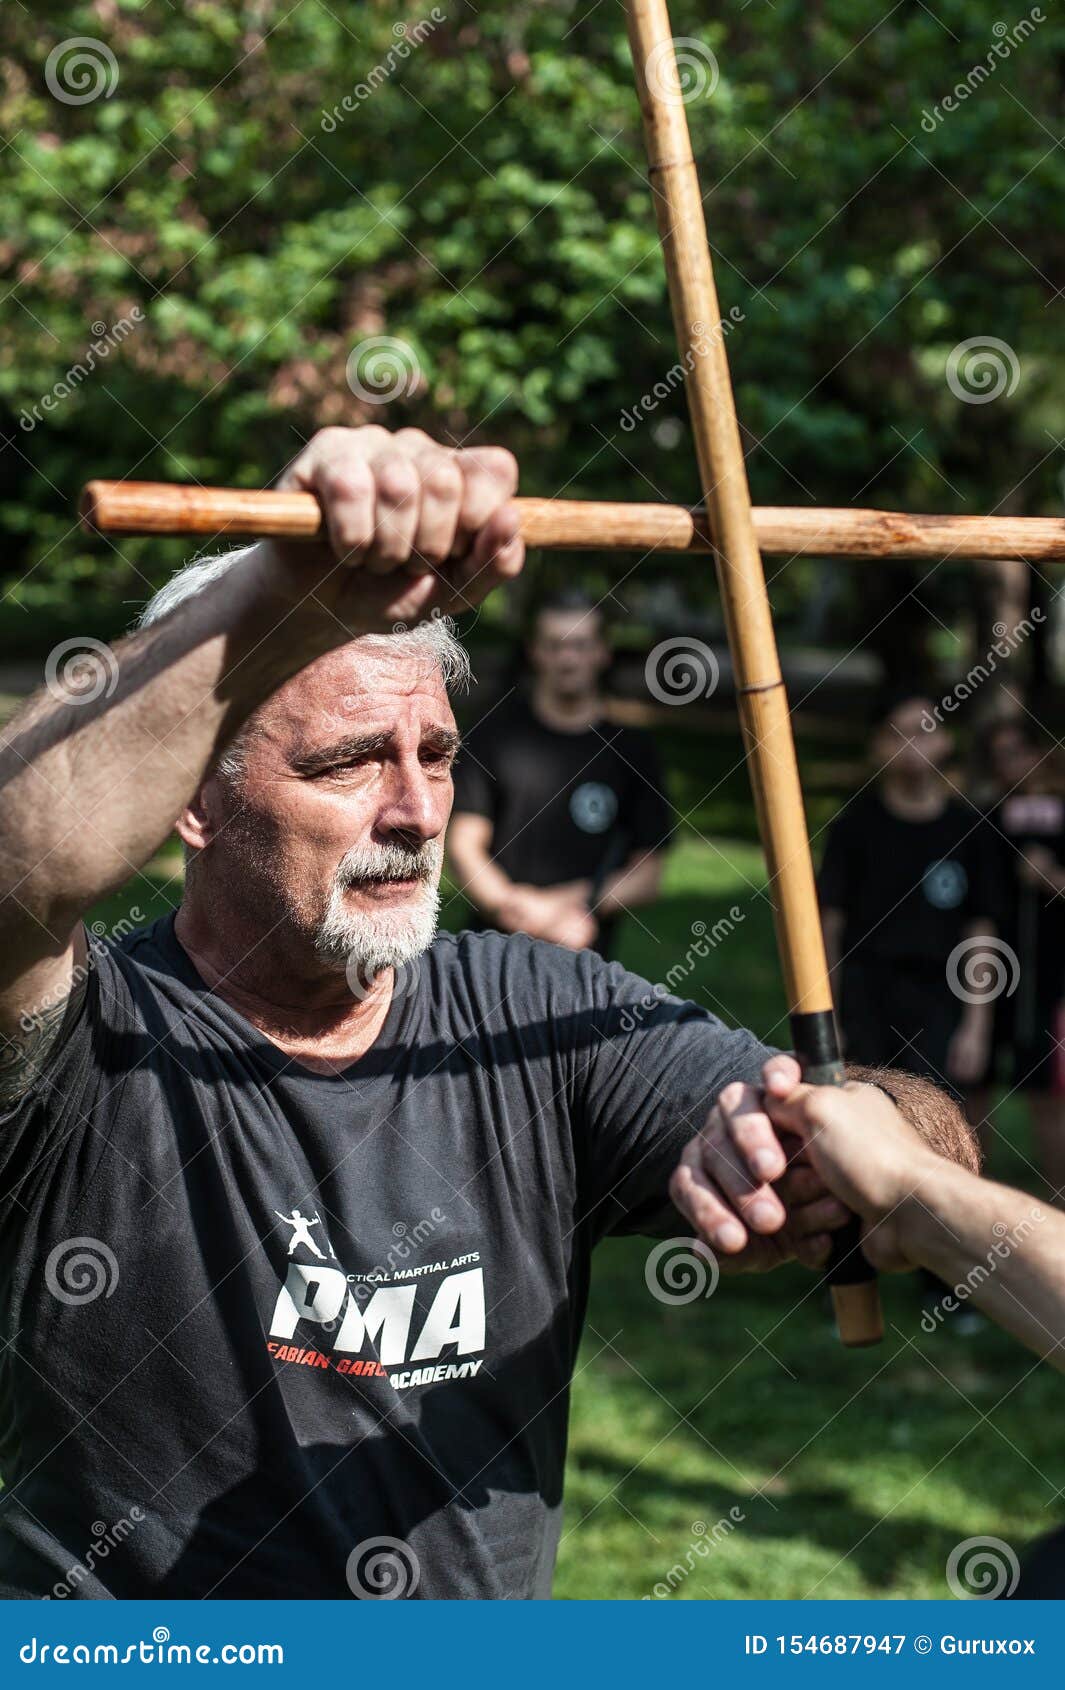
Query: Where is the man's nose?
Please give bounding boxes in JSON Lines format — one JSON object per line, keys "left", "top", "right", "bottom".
{"left": 375, "top": 761, "right": 445, "bottom": 843}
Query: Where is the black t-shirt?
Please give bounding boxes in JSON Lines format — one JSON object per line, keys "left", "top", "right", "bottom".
{"left": 988, "top": 792, "right": 1065, "bottom": 996}
{"left": 817, "top": 791, "right": 997, "bottom": 973}
{"left": 452, "top": 694, "right": 672, "bottom": 951}
{"left": 0, "top": 914, "right": 772, "bottom": 1600}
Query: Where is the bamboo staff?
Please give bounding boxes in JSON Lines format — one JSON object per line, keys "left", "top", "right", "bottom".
{"left": 625, "top": 0, "right": 880, "bottom": 1344}
{"left": 79, "top": 481, "right": 1065, "bottom": 563}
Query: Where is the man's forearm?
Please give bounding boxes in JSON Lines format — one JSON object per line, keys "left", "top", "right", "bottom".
{"left": 0, "top": 543, "right": 341, "bottom": 929}
{"left": 899, "top": 1162, "right": 1064, "bottom": 1366}
{"left": 591, "top": 850, "right": 663, "bottom": 919}
{"left": 448, "top": 842, "right": 516, "bottom": 920}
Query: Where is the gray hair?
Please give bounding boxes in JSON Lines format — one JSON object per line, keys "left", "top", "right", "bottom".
{"left": 135, "top": 544, "right": 471, "bottom": 785}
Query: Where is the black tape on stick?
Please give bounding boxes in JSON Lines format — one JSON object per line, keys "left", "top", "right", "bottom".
{"left": 788, "top": 1008, "right": 875, "bottom": 1291}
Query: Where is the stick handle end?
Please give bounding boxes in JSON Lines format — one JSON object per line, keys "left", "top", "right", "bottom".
{"left": 831, "top": 1280, "right": 884, "bottom": 1348}
{"left": 80, "top": 480, "right": 106, "bottom": 533}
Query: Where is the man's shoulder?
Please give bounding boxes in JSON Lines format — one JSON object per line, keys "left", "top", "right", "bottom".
{"left": 107, "top": 909, "right": 180, "bottom": 968}
{"left": 95, "top": 909, "right": 195, "bottom": 1007}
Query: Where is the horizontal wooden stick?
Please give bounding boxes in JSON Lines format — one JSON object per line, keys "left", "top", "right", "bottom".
{"left": 80, "top": 479, "right": 1065, "bottom": 562}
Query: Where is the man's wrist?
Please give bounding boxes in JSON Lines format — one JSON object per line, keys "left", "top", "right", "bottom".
{"left": 248, "top": 541, "right": 367, "bottom": 640}
{"left": 894, "top": 1154, "right": 972, "bottom": 1274}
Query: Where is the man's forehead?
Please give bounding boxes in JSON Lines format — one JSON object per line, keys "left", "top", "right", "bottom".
{"left": 262, "top": 644, "right": 453, "bottom": 745}
{"left": 537, "top": 607, "right": 602, "bottom": 641}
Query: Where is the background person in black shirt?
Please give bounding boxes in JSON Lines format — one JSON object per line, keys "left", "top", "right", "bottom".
{"left": 448, "top": 591, "right": 671, "bottom": 956}
{"left": 818, "top": 693, "right": 998, "bottom": 1095}
{"left": 971, "top": 719, "right": 1065, "bottom": 1201}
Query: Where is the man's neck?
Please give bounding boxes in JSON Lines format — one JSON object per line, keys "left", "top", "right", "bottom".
{"left": 878, "top": 769, "right": 949, "bottom": 821}
{"left": 530, "top": 681, "right": 603, "bottom": 733}
{"left": 173, "top": 900, "right": 394, "bottom": 1072}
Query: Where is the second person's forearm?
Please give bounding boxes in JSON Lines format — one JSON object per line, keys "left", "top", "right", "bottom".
{"left": 900, "top": 1163, "right": 1065, "bottom": 1364}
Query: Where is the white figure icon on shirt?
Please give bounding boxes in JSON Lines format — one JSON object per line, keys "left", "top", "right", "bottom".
{"left": 275, "top": 1207, "right": 327, "bottom": 1260}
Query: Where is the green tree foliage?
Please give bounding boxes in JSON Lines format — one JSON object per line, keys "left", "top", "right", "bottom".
{"left": 0, "top": 0, "right": 1062, "bottom": 649}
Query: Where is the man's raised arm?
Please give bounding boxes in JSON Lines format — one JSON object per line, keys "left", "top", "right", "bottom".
{"left": 0, "top": 426, "right": 523, "bottom": 1102}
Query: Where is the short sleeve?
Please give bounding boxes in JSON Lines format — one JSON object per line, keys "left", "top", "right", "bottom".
{"left": 571, "top": 954, "right": 778, "bottom": 1241}
{"left": 451, "top": 721, "right": 499, "bottom": 822}
{"left": 0, "top": 932, "right": 123, "bottom": 1211}
{"left": 619, "top": 729, "right": 673, "bottom": 854}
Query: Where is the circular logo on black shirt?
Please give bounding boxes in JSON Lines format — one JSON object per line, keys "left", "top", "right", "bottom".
{"left": 923, "top": 858, "right": 968, "bottom": 910}
{"left": 569, "top": 782, "right": 618, "bottom": 834}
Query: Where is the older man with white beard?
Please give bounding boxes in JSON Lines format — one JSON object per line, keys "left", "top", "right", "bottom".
{"left": 0, "top": 426, "right": 976, "bottom": 1601}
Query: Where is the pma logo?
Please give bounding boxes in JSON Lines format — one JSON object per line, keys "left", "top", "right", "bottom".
{"left": 569, "top": 782, "right": 618, "bottom": 834}
{"left": 274, "top": 1207, "right": 337, "bottom": 1261}
{"left": 923, "top": 859, "right": 968, "bottom": 910}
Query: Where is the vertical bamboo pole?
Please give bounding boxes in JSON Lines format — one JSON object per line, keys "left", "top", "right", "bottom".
{"left": 626, "top": 0, "right": 881, "bottom": 1345}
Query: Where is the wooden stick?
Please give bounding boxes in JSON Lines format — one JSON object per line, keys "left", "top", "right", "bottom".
{"left": 80, "top": 481, "right": 1065, "bottom": 563}
{"left": 625, "top": 0, "right": 880, "bottom": 1345}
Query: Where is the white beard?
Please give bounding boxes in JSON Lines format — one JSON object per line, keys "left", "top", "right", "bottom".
{"left": 313, "top": 838, "right": 443, "bottom": 985}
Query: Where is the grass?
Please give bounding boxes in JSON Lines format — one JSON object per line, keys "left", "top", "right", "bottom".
{"left": 87, "top": 715, "right": 1065, "bottom": 1603}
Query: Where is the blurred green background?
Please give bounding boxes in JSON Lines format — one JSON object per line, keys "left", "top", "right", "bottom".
{"left": 3, "top": 0, "right": 1064, "bottom": 694}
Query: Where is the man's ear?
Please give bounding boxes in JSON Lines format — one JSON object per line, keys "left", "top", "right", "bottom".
{"left": 176, "top": 776, "right": 219, "bottom": 853}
